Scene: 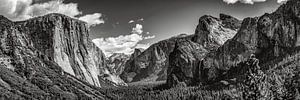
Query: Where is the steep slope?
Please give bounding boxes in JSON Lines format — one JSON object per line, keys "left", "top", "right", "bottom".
{"left": 200, "top": 0, "right": 300, "bottom": 83}
{"left": 122, "top": 14, "right": 241, "bottom": 83}
{"left": 15, "top": 13, "right": 107, "bottom": 87}
{"left": 166, "top": 39, "right": 207, "bottom": 87}
{"left": 166, "top": 14, "right": 241, "bottom": 86}
{"left": 107, "top": 53, "right": 130, "bottom": 75}
{"left": 120, "top": 48, "right": 146, "bottom": 82}
{"left": 192, "top": 14, "right": 241, "bottom": 51}
{"left": 0, "top": 15, "right": 108, "bottom": 99}
{"left": 120, "top": 36, "right": 192, "bottom": 83}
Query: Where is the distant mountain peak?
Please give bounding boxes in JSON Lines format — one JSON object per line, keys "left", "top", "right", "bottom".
{"left": 192, "top": 14, "right": 241, "bottom": 51}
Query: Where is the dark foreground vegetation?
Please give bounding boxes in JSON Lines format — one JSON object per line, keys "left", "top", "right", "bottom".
{"left": 101, "top": 52, "right": 300, "bottom": 100}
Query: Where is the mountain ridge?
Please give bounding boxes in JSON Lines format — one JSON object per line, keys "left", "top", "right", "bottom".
{"left": 15, "top": 13, "right": 110, "bottom": 87}
{"left": 166, "top": 0, "right": 300, "bottom": 86}
{"left": 0, "top": 14, "right": 111, "bottom": 99}
{"left": 121, "top": 13, "right": 242, "bottom": 83}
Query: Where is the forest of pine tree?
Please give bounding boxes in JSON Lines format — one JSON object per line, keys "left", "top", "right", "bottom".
{"left": 99, "top": 52, "right": 300, "bottom": 100}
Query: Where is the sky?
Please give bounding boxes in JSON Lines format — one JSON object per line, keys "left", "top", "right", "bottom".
{"left": 0, "top": 0, "right": 288, "bottom": 56}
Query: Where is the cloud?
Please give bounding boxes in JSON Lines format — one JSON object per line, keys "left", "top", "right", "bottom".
{"left": 277, "top": 0, "right": 288, "bottom": 3}
{"left": 29, "top": 0, "right": 82, "bottom": 17}
{"left": 223, "top": 0, "right": 267, "bottom": 4}
{"left": 144, "top": 35, "right": 156, "bottom": 40}
{"left": 138, "top": 18, "right": 144, "bottom": 21}
{"left": 132, "top": 24, "right": 143, "bottom": 34}
{"left": 93, "top": 24, "right": 155, "bottom": 56}
{"left": 128, "top": 18, "right": 144, "bottom": 24}
{"left": 79, "top": 13, "right": 104, "bottom": 26}
{"left": 92, "top": 34, "right": 143, "bottom": 56}
{"left": 136, "top": 44, "right": 150, "bottom": 49}
{"left": 0, "top": 0, "right": 103, "bottom": 26}
{"left": 0, "top": 0, "right": 32, "bottom": 20}
{"left": 223, "top": 0, "right": 289, "bottom": 4}
{"left": 128, "top": 20, "right": 134, "bottom": 23}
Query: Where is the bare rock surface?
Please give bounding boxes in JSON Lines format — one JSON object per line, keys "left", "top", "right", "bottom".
{"left": 0, "top": 14, "right": 110, "bottom": 99}
{"left": 121, "top": 14, "right": 241, "bottom": 84}
{"left": 199, "top": 0, "right": 300, "bottom": 85}
{"left": 16, "top": 13, "right": 108, "bottom": 87}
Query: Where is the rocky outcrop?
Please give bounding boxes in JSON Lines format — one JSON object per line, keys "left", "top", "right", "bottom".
{"left": 102, "top": 53, "right": 129, "bottom": 86}
{"left": 0, "top": 15, "right": 109, "bottom": 99}
{"left": 120, "top": 48, "right": 150, "bottom": 82}
{"left": 200, "top": 0, "right": 300, "bottom": 83}
{"left": 15, "top": 13, "right": 107, "bottom": 87}
{"left": 203, "top": 17, "right": 259, "bottom": 72}
{"left": 192, "top": 14, "right": 241, "bottom": 51}
{"left": 167, "top": 39, "right": 207, "bottom": 86}
{"left": 120, "top": 14, "right": 241, "bottom": 84}
{"left": 166, "top": 14, "right": 241, "bottom": 86}
{"left": 120, "top": 36, "right": 194, "bottom": 83}
{"left": 107, "top": 53, "right": 130, "bottom": 75}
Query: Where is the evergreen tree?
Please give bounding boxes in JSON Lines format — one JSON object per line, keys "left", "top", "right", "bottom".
{"left": 242, "top": 54, "right": 266, "bottom": 100}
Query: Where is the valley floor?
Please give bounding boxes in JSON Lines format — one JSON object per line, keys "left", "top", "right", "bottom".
{"left": 101, "top": 52, "right": 300, "bottom": 100}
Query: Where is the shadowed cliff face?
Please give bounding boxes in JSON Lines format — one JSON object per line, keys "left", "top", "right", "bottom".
{"left": 15, "top": 13, "right": 108, "bottom": 87}
{"left": 120, "top": 36, "right": 192, "bottom": 83}
{"left": 107, "top": 53, "right": 130, "bottom": 76}
{"left": 0, "top": 15, "right": 108, "bottom": 99}
{"left": 166, "top": 14, "right": 241, "bottom": 86}
{"left": 167, "top": 39, "right": 207, "bottom": 87}
{"left": 199, "top": 0, "right": 300, "bottom": 84}
{"left": 121, "top": 14, "right": 241, "bottom": 83}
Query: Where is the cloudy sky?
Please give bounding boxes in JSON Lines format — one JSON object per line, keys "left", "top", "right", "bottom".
{"left": 0, "top": 0, "right": 288, "bottom": 56}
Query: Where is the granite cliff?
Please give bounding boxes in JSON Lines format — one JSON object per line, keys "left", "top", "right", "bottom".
{"left": 107, "top": 53, "right": 130, "bottom": 76}
{"left": 166, "top": 14, "right": 241, "bottom": 86}
{"left": 200, "top": 0, "right": 300, "bottom": 83}
{"left": 166, "top": 0, "right": 300, "bottom": 86}
{"left": 15, "top": 13, "right": 109, "bottom": 87}
{"left": 0, "top": 14, "right": 110, "bottom": 99}
{"left": 121, "top": 14, "right": 241, "bottom": 83}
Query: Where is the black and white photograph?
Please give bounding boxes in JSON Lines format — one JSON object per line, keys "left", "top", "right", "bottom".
{"left": 0, "top": 0, "right": 299, "bottom": 99}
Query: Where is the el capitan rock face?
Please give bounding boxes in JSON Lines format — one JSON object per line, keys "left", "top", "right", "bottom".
{"left": 198, "top": 0, "right": 300, "bottom": 84}
{"left": 15, "top": 13, "right": 107, "bottom": 87}
{"left": 0, "top": 15, "right": 108, "bottom": 99}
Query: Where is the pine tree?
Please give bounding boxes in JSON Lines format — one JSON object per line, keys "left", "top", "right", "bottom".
{"left": 242, "top": 55, "right": 266, "bottom": 100}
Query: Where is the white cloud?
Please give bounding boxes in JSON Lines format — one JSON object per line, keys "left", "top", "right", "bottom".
{"left": 144, "top": 35, "right": 156, "bottom": 40}
{"left": 92, "top": 34, "right": 143, "bottom": 56}
{"left": 138, "top": 18, "right": 144, "bottom": 21}
{"left": 128, "top": 18, "right": 144, "bottom": 24}
{"left": 79, "top": 13, "right": 104, "bottom": 26}
{"left": 93, "top": 24, "right": 155, "bottom": 56}
{"left": 277, "top": 0, "right": 288, "bottom": 3}
{"left": 0, "top": 0, "right": 32, "bottom": 20}
{"left": 223, "top": 0, "right": 238, "bottom": 4}
{"left": 136, "top": 44, "right": 150, "bottom": 49}
{"left": 0, "top": 0, "right": 103, "bottom": 26}
{"left": 29, "top": 0, "right": 82, "bottom": 17}
{"left": 128, "top": 20, "right": 134, "bottom": 23}
{"left": 132, "top": 24, "right": 143, "bottom": 34}
{"left": 223, "top": 0, "right": 267, "bottom": 4}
